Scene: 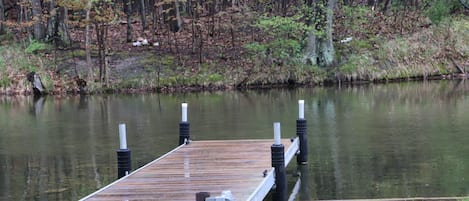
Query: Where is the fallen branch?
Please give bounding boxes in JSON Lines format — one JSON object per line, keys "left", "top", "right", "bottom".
{"left": 450, "top": 58, "right": 466, "bottom": 74}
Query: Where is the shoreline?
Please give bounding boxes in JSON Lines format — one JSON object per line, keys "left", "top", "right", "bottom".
{"left": 2, "top": 73, "right": 467, "bottom": 97}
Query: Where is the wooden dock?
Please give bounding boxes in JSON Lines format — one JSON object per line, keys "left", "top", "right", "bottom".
{"left": 80, "top": 138, "right": 299, "bottom": 201}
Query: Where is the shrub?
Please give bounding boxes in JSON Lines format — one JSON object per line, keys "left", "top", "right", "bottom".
{"left": 0, "top": 76, "right": 10, "bottom": 88}
{"left": 246, "top": 15, "right": 310, "bottom": 65}
{"left": 426, "top": 0, "right": 459, "bottom": 25}
{"left": 25, "top": 40, "right": 50, "bottom": 54}
{"left": 208, "top": 73, "right": 223, "bottom": 82}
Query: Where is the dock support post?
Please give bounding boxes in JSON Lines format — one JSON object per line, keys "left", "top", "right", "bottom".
{"left": 297, "top": 100, "right": 308, "bottom": 165}
{"left": 272, "top": 122, "right": 287, "bottom": 201}
{"left": 117, "top": 123, "right": 131, "bottom": 179}
{"left": 179, "top": 103, "right": 190, "bottom": 145}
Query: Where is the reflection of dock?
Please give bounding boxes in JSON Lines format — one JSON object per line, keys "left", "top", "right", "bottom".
{"left": 80, "top": 139, "right": 298, "bottom": 201}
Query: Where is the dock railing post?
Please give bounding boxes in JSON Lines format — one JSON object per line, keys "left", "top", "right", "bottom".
{"left": 117, "top": 123, "right": 131, "bottom": 179}
{"left": 271, "top": 122, "right": 287, "bottom": 201}
{"left": 179, "top": 103, "right": 190, "bottom": 145}
{"left": 296, "top": 100, "right": 308, "bottom": 165}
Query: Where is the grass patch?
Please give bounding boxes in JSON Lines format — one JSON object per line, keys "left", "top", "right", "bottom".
{"left": 295, "top": 63, "right": 326, "bottom": 84}
{"left": 0, "top": 41, "right": 56, "bottom": 93}
{"left": 337, "top": 17, "right": 469, "bottom": 82}
{"left": 41, "top": 73, "right": 53, "bottom": 91}
{"left": 208, "top": 73, "right": 223, "bottom": 82}
{"left": 25, "top": 40, "right": 51, "bottom": 54}
{"left": 0, "top": 76, "right": 11, "bottom": 88}
{"left": 118, "top": 78, "right": 144, "bottom": 89}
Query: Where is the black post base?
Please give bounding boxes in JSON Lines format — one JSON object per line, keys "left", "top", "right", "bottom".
{"left": 179, "top": 122, "right": 190, "bottom": 145}
{"left": 271, "top": 144, "right": 286, "bottom": 201}
{"left": 296, "top": 119, "right": 308, "bottom": 164}
{"left": 117, "top": 149, "right": 131, "bottom": 179}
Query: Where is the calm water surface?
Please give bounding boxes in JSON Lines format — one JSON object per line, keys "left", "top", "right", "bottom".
{"left": 0, "top": 81, "right": 468, "bottom": 200}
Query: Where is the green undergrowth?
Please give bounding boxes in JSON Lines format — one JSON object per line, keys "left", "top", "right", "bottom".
{"left": 241, "top": 14, "right": 327, "bottom": 86}
{"left": 114, "top": 59, "right": 228, "bottom": 91}
{"left": 337, "top": 16, "right": 469, "bottom": 82}
{"left": 0, "top": 42, "right": 51, "bottom": 94}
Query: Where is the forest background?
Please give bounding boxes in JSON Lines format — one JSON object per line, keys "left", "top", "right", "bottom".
{"left": 0, "top": 0, "right": 468, "bottom": 94}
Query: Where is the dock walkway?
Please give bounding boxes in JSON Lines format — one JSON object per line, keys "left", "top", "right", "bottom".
{"left": 80, "top": 138, "right": 298, "bottom": 201}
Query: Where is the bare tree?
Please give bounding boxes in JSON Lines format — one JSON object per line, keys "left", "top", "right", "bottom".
{"left": 31, "top": 0, "right": 45, "bottom": 40}
{"left": 140, "top": 0, "right": 147, "bottom": 31}
{"left": 174, "top": 0, "right": 183, "bottom": 32}
{"left": 0, "top": 0, "right": 4, "bottom": 34}
{"left": 46, "top": 0, "right": 57, "bottom": 41}
{"left": 85, "top": 0, "right": 93, "bottom": 81}
{"left": 164, "top": 0, "right": 183, "bottom": 33}
{"left": 58, "top": 6, "right": 71, "bottom": 43}
{"left": 124, "top": 0, "right": 132, "bottom": 42}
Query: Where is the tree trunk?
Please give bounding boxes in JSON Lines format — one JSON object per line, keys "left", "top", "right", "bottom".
{"left": 0, "top": 0, "right": 5, "bottom": 34}
{"left": 303, "top": 0, "right": 335, "bottom": 67}
{"left": 230, "top": 15, "right": 235, "bottom": 47}
{"left": 47, "top": 0, "right": 56, "bottom": 40}
{"left": 198, "top": 26, "right": 203, "bottom": 64}
{"left": 31, "top": 0, "right": 45, "bottom": 40}
{"left": 382, "top": 0, "right": 391, "bottom": 12}
{"left": 96, "top": 23, "right": 106, "bottom": 84}
{"left": 140, "top": 0, "right": 147, "bottom": 31}
{"left": 166, "top": 0, "right": 183, "bottom": 32}
{"left": 150, "top": 0, "right": 156, "bottom": 42}
{"left": 174, "top": 0, "right": 183, "bottom": 32}
{"left": 303, "top": 33, "right": 318, "bottom": 65}
{"left": 208, "top": 0, "right": 215, "bottom": 36}
{"left": 19, "top": 4, "right": 24, "bottom": 33}
{"left": 125, "top": 0, "right": 132, "bottom": 42}
{"left": 59, "top": 7, "right": 71, "bottom": 44}
{"left": 85, "top": 0, "right": 93, "bottom": 81}
{"left": 191, "top": 8, "right": 197, "bottom": 53}
{"left": 281, "top": 0, "right": 287, "bottom": 15}
{"left": 320, "top": 0, "right": 335, "bottom": 66}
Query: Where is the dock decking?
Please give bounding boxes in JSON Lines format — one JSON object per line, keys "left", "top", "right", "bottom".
{"left": 80, "top": 138, "right": 299, "bottom": 201}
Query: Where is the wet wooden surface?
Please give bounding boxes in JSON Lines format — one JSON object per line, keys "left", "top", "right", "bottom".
{"left": 81, "top": 139, "right": 295, "bottom": 201}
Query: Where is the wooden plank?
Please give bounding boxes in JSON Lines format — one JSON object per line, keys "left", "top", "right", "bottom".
{"left": 80, "top": 139, "right": 297, "bottom": 201}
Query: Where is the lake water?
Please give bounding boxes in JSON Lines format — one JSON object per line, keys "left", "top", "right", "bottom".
{"left": 0, "top": 80, "right": 468, "bottom": 200}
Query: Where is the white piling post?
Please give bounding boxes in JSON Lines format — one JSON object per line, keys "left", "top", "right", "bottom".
{"left": 299, "top": 100, "right": 305, "bottom": 119}
{"left": 274, "top": 122, "right": 281, "bottom": 145}
{"left": 297, "top": 99, "right": 308, "bottom": 165}
{"left": 117, "top": 123, "right": 131, "bottom": 178}
{"left": 182, "top": 103, "right": 188, "bottom": 122}
{"left": 119, "top": 123, "right": 127, "bottom": 150}
{"left": 272, "top": 122, "right": 286, "bottom": 201}
{"left": 179, "top": 103, "right": 190, "bottom": 145}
